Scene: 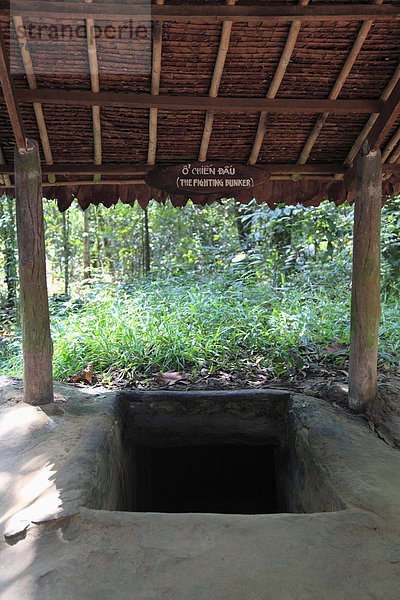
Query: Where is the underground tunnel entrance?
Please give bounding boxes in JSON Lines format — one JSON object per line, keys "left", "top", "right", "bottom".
{"left": 128, "top": 444, "right": 278, "bottom": 514}
{"left": 91, "top": 390, "right": 345, "bottom": 516}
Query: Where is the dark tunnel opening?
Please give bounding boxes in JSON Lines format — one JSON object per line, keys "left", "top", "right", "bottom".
{"left": 126, "top": 444, "right": 279, "bottom": 514}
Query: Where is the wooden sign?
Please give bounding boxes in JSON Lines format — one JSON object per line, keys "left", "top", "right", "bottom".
{"left": 145, "top": 162, "right": 268, "bottom": 195}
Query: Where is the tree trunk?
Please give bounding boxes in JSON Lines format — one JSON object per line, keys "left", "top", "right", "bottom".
{"left": 62, "top": 211, "right": 69, "bottom": 296}
{"left": 141, "top": 213, "right": 146, "bottom": 275}
{"left": 15, "top": 139, "right": 53, "bottom": 405}
{"left": 348, "top": 142, "right": 382, "bottom": 412}
{"left": 271, "top": 217, "right": 292, "bottom": 251}
{"left": 98, "top": 212, "right": 115, "bottom": 278}
{"left": 144, "top": 207, "right": 150, "bottom": 273}
{"left": 0, "top": 194, "right": 17, "bottom": 307}
{"left": 91, "top": 209, "right": 101, "bottom": 272}
{"left": 83, "top": 206, "right": 91, "bottom": 282}
{"left": 234, "top": 201, "right": 253, "bottom": 248}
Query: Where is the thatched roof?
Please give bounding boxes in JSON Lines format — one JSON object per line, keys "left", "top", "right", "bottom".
{"left": 0, "top": 1, "right": 399, "bottom": 210}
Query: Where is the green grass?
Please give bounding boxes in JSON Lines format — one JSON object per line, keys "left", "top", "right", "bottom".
{"left": 2, "top": 273, "right": 399, "bottom": 382}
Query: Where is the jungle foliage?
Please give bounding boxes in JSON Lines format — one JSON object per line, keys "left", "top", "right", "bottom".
{"left": 0, "top": 194, "right": 399, "bottom": 382}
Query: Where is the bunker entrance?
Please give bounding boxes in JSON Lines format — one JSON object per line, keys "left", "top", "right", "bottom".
{"left": 90, "top": 390, "right": 345, "bottom": 516}
{"left": 127, "top": 444, "right": 278, "bottom": 514}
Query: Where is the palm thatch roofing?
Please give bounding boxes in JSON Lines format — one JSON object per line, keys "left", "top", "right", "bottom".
{"left": 0, "top": 1, "right": 400, "bottom": 210}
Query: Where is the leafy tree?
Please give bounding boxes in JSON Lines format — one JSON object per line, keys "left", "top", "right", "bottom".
{"left": 0, "top": 194, "right": 18, "bottom": 307}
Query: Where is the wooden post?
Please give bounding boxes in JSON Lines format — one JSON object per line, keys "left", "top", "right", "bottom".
{"left": 348, "top": 142, "right": 381, "bottom": 411}
{"left": 15, "top": 139, "right": 54, "bottom": 405}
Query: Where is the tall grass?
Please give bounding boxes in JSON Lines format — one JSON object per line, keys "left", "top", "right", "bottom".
{"left": 2, "top": 273, "right": 399, "bottom": 381}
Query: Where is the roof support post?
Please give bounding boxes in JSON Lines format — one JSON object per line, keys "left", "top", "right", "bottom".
{"left": 348, "top": 142, "right": 381, "bottom": 412}
{"left": 15, "top": 139, "right": 53, "bottom": 405}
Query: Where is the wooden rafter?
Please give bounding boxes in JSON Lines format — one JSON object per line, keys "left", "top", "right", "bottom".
{"left": 85, "top": 15, "right": 102, "bottom": 182}
{"left": 41, "top": 180, "right": 145, "bottom": 187}
{"left": 13, "top": 15, "right": 54, "bottom": 181}
{"left": 0, "top": 162, "right": 399, "bottom": 177}
{"left": 147, "top": 0, "right": 164, "bottom": 167}
{"left": 367, "top": 79, "right": 400, "bottom": 152}
{"left": 248, "top": 0, "right": 309, "bottom": 166}
{"left": 0, "top": 145, "right": 11, "bottom": 186}
{"left": 198, "top": 0, "right": 236, "bottom": 162}
{"left": 0, "top": 167, "right": 399, "bottom": 189}
{"left": 297, "top": 0, "right": 383, "bottom": 166}
{"left": 382, "top": 124, "right": 400, "bottom": 163}
{"left": 0, "top": 26, "right": 26, "bottom": 152}
{"left": 388, "top": 144, "right": 400, "bottom": 165}
{"left": 13, "top": 89, "right": 382, "bottom": 113}
{"left": 5, "top": 2, "right": 400, "bottom": 23}
{"left": 346, "top": 64, "right": 400, "bottom": 166}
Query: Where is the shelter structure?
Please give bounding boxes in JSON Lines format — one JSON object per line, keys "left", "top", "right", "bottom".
{"left": 0, "top": 1, "right": 399, "bottom": 410}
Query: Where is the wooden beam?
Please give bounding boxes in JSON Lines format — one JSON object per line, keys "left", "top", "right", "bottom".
{"left": 198, "top": 0, "right": 236, "bottom": 162}
{"left": 348, "top": 142, "right": 381, "bottom": 412}
{"left": 148, "top": 105, "right": 158, "bottom": 165}
{"left": 388, "top": 144, "right": 400, "bottom": 165}
{"left": 43, "top": 179, "right": 145, "bottom": 187}
{"left": 1, "top": 162, "right": 400, "bottom": 177}
{"left": 0, "top": 26, "right": 26, "bottom": 152}
{"left": 12, "top": 89, "right": 382, "bottom": 113}
{"left": 382, "top": 125, "right": 400, "bottom": 163}
{"left": 2, "top": 179, "right": 144, "bottom": 188}
{"left": 0, "top": 163, "right": 151, "bottom": 175}
{"left": 0, "top": 176, "right": 343, "bottom": 189}
{"left": 147, "top": 0, "right": 164, "bottom": 167}
{"left": 248, "top": 0, "right": 309, "bottom": 166}
{"left": 6, "top": 2, "right": 400, "bottom": 23}
{"left": 4, "top": 166, "right": 400, "bottom": 189}
{"left": 15, "top": 139, "right": 53, "bottom": 405}
{"left": 0, "top": 162, "right": 349, "bottom": 176}
{"left": 346, "top": 64, "right": 400, "bottom": 166}
{"left": 86, "top": 16, "right": 102, "bottom": 182}
{"left": 13, "top": 15, "right": 55, "bottom": 182}
{"left": 367, "top": 79, "right": 400, "bottom": 151}
{"left": 297, "top": 1, "right": 383, "bottom": 165}
{"left": 0, "top": 145, "right": 11, "bottom": 186}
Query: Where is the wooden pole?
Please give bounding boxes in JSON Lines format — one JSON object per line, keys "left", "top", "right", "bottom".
{"left": 389, "top": 145, "right": 400, "bottom": 165}
{"left": 382, "top": 124, "right": 400, "bottom": 162}
{"left": 0, "top": 26, "right": 26, "bottom": 153}
{"left": 15, "top": 139, "right": 53, "bottom": 405}
{"left": 198, "top": 0, "right": 236, "bottom": 162}
{"left": 147, "top": 0, "right": 165, "bottom": 166}
{"left": 348, "top": 142, "right": 381, "bottom": 411}
{"left": 297, "top": 0, "right": 383, "bottom": 166}
{"left": 86, "top": 16, "right": 102, "bottom": 182}
{"left": 367, "top": 79, "right": 400, "bottom": 152}
{"left": 0, "top": 145, "right": 11, "bottom": 187}
{"left": 13, "top": 15, "right": 55, "bottom": 183}
{"left": 345, "top": 64, "right": 400, "bottom": 167}
{"left": 248, "top": 0, "right": 309, "bottom": 166}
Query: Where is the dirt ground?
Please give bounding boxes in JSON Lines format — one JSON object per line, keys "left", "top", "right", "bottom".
{"left": 1, "top": 376, "right": 400, "bottom": 600}
{"left": 75, "top": 363, "right": 400, "bottom": 449}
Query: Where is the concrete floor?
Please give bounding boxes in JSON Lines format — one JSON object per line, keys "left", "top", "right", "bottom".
{"left": 1, "top": 376, "right": 400, "bottom": 600}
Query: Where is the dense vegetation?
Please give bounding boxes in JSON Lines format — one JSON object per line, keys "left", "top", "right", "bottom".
{"left": 1, "top": 194, "right": 399, "bottom": 384}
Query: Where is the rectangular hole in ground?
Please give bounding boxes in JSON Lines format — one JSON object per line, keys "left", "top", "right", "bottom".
{"left": 129, "top": 444, "right": 278, "bottom": 514}
{"left": 89, "top": 390, "right": 346, "bottom": 515}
